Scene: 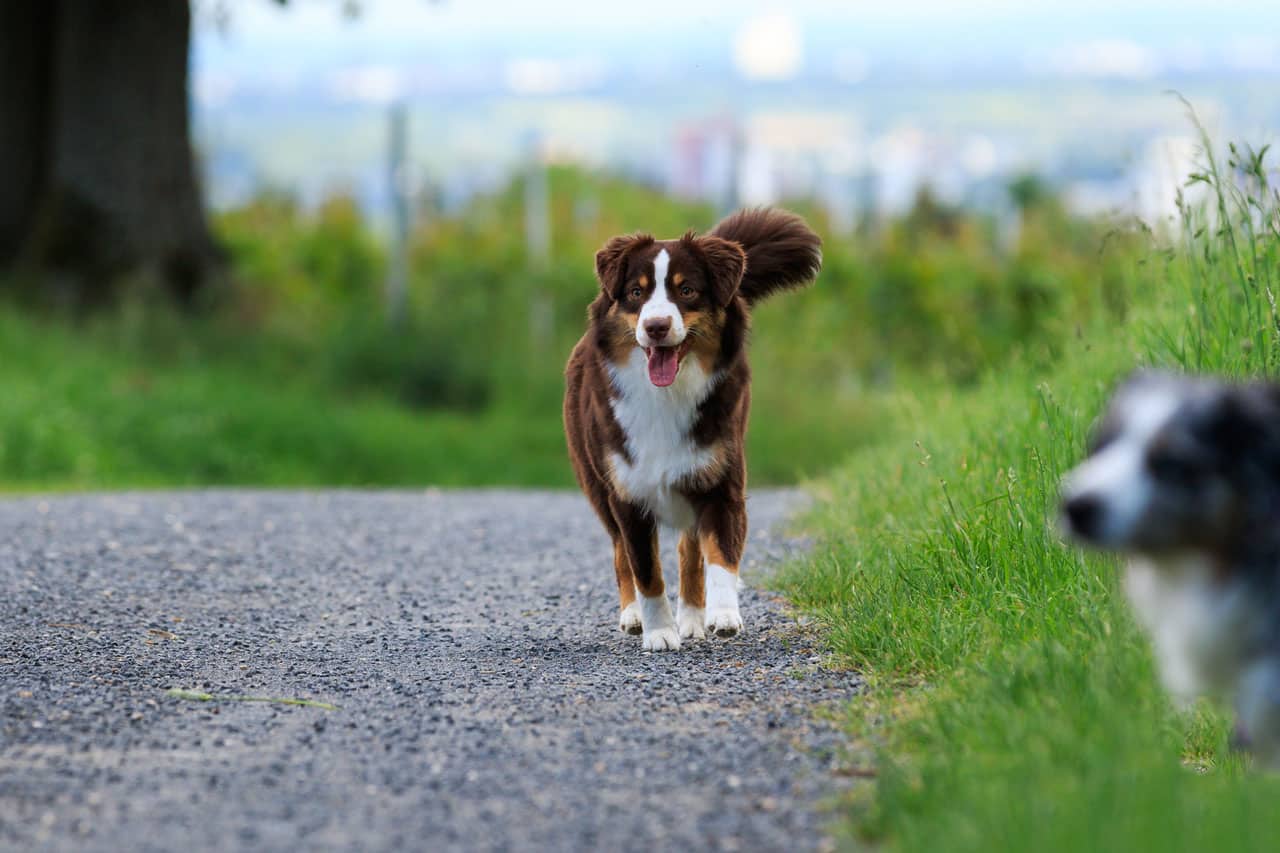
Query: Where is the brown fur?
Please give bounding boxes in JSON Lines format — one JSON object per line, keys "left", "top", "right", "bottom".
{"left": 678, "top": 531, "right": 705, "bottom": 609}
{"left": 613, "top": 541, "right": 637, "bottom": 608}
{"left": 699, "top": 533, "right": 735, "bottom": 573}
{"left": 563, "top": 207, "right": 821, "bottom": 639}
{"left": 710, "top": 207, "right": 823, "bottom": 306}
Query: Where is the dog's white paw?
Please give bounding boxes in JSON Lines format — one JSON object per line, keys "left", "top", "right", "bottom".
{"left": 642, "top": 626, "right": 682, "bottom": 651}
{"left": 619, "top": 601, "right": 643, "bottom": 635}
{"left": 705, "top": 606, "right": 743, "bottom": 638}
{"left": 704, "top": 563, "right": 743, "bottom": 637}
{"left": 676, "top": 601, "right": 706, "bottom": 640}
{"left": 639, "top": 594, "right": 680, "bottom": 651}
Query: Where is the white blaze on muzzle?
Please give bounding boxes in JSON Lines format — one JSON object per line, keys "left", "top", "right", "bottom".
{"left": 1061, "top": 385, "right": 1181, "bottom": 545}
{"left": 636, "top": 249, "right": 686, "bottom": 348}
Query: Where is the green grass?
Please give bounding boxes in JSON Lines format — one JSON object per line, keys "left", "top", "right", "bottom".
{"left": 0, "top": 303, "right": 872, "bottom": 490}
{"left": 775, "top": 124, "right": 1280, "bottom": 849}
{"left": 0, "top": 162, "right": 1130, "bottom": 491}
{"left": 0, "top": 307, "right": 573, "bottom": 489}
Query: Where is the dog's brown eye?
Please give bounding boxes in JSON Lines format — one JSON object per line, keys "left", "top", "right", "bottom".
{"left": 679, "top": 286, "right": 694, "bottom": 297}
{"left": 629, "top": 287, "right": 643, "bottom": 300}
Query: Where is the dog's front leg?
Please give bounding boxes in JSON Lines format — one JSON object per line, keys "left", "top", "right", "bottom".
{"left": 698, "top": 498, "right": 747, "bottom": 638}
{"left": 676, "top": 530, "right": 706, "bottom": 639}
{"left": 611, "top": 499, "right": 680, "bottom": 651}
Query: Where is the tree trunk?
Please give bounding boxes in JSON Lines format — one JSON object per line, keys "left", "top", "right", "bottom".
{"left": 0, "top": 3, "right": 54, "bottom": 263}
{"left": 1, "top": 0, "right": 220, "bottom": 305}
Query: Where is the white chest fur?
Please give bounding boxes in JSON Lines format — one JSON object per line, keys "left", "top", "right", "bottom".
{"left": 607, "top": 348, "right": 719, "bottom": 529}
{"left": 1124, "top": 555, "right": 1264, "bottom": 702}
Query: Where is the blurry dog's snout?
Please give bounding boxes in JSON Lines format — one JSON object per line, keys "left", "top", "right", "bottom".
{"left": 1063, "top": 493, "right": 1104, "bottom": 539}
{"left": 643, "top": 318, "right": 671, "bottom": 343}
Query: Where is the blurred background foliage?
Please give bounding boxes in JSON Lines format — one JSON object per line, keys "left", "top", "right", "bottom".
{"left": 0, "top": 164, "right": 1151, "bottom": 489}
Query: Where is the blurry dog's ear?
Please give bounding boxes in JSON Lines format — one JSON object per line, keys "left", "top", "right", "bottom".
{"left": 1199, "top": 384, "right": 1280, "bottom": 480}
{"left": 683, "top": 233, "right": 746, "bottom": 305}
{"left": 595, "top": 233, "right": 653, "bottom": 300}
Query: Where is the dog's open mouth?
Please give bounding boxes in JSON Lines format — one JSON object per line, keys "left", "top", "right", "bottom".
{"left": 644, "top": 343, "right": 690, "bottom": 387}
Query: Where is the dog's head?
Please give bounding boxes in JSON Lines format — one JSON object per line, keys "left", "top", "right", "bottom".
{"left": 593, "top": 231, "right": 746, "bottom": 387}
{"left": 1061, "top": 371, "right": 1280, "bottom": 555}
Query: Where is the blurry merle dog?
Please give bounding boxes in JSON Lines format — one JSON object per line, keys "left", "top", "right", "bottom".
{"left": 1061, "top": 370, "right": 1280, "bottom": 764}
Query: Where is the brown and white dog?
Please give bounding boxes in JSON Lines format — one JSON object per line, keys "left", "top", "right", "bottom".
{"left": 564, "top": 207, "right": 821, "bottom": 651}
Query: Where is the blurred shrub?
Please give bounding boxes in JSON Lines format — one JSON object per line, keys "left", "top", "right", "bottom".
{"left": 757, "top": 187, "right": 1144, "bottom": 389}
{"left": 324, "top": 315, "right": 490, "bottom": 411}
{"left": 207, "top": 167, "right": 1149, "bottom": 413}
{"left": 216, "top": 189, "right": 488, "bottom": 410}
{"left": 0, "top": 165, "right": 1162, "bottom": 488}
{"left": 216, "top": 189, "right": 385, "bottom": 336}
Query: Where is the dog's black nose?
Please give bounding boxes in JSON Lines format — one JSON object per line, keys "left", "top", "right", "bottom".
{"left": 644, "top": 318, "right": 671, "bottom": 342}
{"left": 1063, "top": 494, "right": 1103, "bottom": 538}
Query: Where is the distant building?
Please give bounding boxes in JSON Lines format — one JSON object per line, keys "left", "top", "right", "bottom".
{"left": 670, "top": 117, "right": 739, "bottom": 210}
{"left": 1062, "top": 135, "right": 1205, "bottom": 230}
{"left": 1132, "top": 135, "right": 1202, "bottom": 228}
{"left": 670, "top": 111, "right": 864, "bottom": 222}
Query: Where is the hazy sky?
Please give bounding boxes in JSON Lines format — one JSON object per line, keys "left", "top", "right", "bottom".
{"left": 200, "top": 0, "right": 1279, "bottom": 36}
{"left": 195, "top": 0, "right": 1280, "bottom": 81}
{"left": 190, "top": 0, "right": 1280, "bottom": 215}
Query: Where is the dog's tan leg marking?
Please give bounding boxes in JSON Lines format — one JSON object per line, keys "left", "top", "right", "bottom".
{"left": 678, "top": 531, "right": 705, "bottom": 607}
{"left": 700, "top": 533, "right": 743, "bottom": 638}
{"left": 700, "top": 537, "right": 733, "bottom": 573}
{"left": 676, "top": 530, "right": 706, "bottom": 639}
{"left": 614, "top": 540, "right": 642, "bottom": 635}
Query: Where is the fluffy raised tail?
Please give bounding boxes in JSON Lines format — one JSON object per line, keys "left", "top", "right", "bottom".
{"left": 710, "top": 207, "right": 822, "bottom": 306}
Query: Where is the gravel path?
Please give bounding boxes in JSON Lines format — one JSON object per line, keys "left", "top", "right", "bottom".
{"left": 0, "top": 490, "right": 860, "bottom": 852}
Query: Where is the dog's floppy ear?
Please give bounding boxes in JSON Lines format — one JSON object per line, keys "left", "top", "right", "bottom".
{"left": 1198, "top": 384, "right": 1280, "bottom": 480}
{"left": 594, "top": 233, "right": 653, "bottom": 300}
{"left": 683, "top": 232, "right": 747, "bottom": 305}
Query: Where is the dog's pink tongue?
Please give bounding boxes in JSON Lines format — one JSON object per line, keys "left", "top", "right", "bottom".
{"left": 647, "top": 346, "right": 679, "bottom": 387}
